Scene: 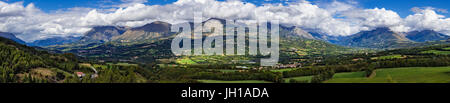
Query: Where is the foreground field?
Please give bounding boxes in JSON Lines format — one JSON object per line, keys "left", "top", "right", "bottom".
{"left": 325, "top": 66, "right": 450, "bottom": 83}
{"left": 198, "top": 66, "right": 450, "bottom": 83}
{"left": 197, "top": 80, "right": 272, "bottom": 83}
{"left": 283, "top": 72, "right": 367, "bottom": 83}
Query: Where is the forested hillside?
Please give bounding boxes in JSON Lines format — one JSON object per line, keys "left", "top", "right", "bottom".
{"left": 0, "top": 37, "right": 80, "bottom": 82}
{"left": 0, "top": 37, "right": 148, "bottom": 83}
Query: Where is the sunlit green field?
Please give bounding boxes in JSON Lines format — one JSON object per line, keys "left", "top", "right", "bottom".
{"left": 420, "top": 50, "right": 450, "bottom": 55}
{"left": 443, "top": 47, "right": 450, "bottom": 50}
{"left": 325, "top": 66, "right": 450, "bottom": 83}
{"left": 283, "top": 72, "right": 366, "bottom": 83}
{"left": 284, "top": 76, "right": 313, "bottom": 83}
{"left": 271, "top": 68, "right": 297, "bottom": 72}
{"left": 371, "top": 55, "right": 405, "bottom": 60}
{"left": 198, "top": 67, "right": 450, "bottom": 83}
{"left": 197, "top": 80, "right": 272, "bottom": 83}
{"left": 176, "top": 58, "right": 198, "bottom": 64}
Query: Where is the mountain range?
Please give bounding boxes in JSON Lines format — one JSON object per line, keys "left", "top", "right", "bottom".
{"left": 334, "top": 27, "right": 449, "bottom": 49}
{"left": 45, "top": 19, "right": 350, "bottom": 63}
{"left": 111, "top": 21, "right": 174, "bottom": 43}
{"left": 406, "top": 30, "right": 450, "bottom": 42}
{"left": 336, "top": 27, "right": 413, "bottom": 48}
{"left": 78, "top": 26, "right": 127, "bottom": 43}
{"left": 0, "top": 32, "right": 26, "bottom": 44}
{"left": 28, "top": 36, "right": 82, "bottom": 47}
{"left": 1, "top": 18, "right": 449, "bottom": 50}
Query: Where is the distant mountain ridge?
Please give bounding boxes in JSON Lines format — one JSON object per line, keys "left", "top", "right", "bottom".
{"left": 0, "top": 32, "right": 26, "bottom": 44}
{"left": 79, "top": 26, "right": 127, "bottom": 43}
{"left": 28, "top": 36, "right": 81, "bottom": 47}
{"left": 48, "top": 19, "right": 351, "bottom": 63}
{"left": 406, "top": 30, "right": 449, "bottom": 42}
{"left": 280, "top": 26, "right": 315, "bottom": 40}
{"left": 52, "top": 18, "right": 450, "bottom": 50}
{"left": 111, "top": 21, "right": 174, "bottom": 43}
{"left": 336, "top": 27, "right": 413, "bottom": 49}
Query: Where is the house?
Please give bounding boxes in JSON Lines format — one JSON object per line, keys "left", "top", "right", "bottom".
{"left": 76, "top": 72, "right": 85, "bottom": 78}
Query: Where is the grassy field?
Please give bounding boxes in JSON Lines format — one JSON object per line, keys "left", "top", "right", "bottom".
{"left": 283, "top": 66, "right": 450, "bottom": 83}
{"left": 197, "top": 80, "right": 272, "bottom": 83}
{"left": 176, "top": 56, "right": 252, "bottom": 65}
{"left": 205, "top": 69, "right": 240, "bottom": 73}
{"left": 271, "top": 68, "right": 298, "bottom": 72}
{"left": 325, "top": 67, "right": 450, "bottom": 83}
{"left": 198, "top": 67, "right": 450, "bottom": 83}
{"left": 284, "top": 76, "right": 313, "bottom": 83}
{"left": 420, "top": 50, "right": 450, "bottom": 55}
{"left": 443, "top": 47, "right": 450, "bottom": 50}
{"left": 105, "top": 62, "right": 138, "bottom": 66}
{"left": 371, "top": 55, "right": 405, "bottom": 60}
{"left": 176, "top": 58, "right": 198, "bottom": 65}
{"left": 284, "top": 72, "right": 366, "bottom": 83}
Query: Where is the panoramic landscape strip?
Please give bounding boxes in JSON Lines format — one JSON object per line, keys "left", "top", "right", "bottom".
{"left": 0, "top": 0, "right": 449, "bottom": 84}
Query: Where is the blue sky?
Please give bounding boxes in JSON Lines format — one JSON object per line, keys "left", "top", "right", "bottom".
{"left": 2, "top": 0, "right": 449, "bottom": 17}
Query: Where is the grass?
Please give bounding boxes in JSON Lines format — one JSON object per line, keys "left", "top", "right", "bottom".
{"left": 271, "top": 68, "right": 298, "bottom": 72}
{"left": 206, "top": 69, "right": 240, "bottom": 73}
{"left": 283, "top": 67, "right": 450, "bottom": 83}
{"left": 106, "top": 63, "right": 138, "bottom": 66}
{"left": 115, "top": 63, "right": 138, "bottom": 66}
{"left": 176, "top": 58, "right": 197, "bottom": 65}
{"left": 197, "top": 80, "right": 272, "bottom": 83}
{"left": 331, "top": 71, "right": 366, "bottom": 78}
{"left": 420, "top": 50, "right": 450, "bottom": 55}
{"left": 198, "top": 67, "right": 450, "bottom": 83}
{"left": 284, "top": 76, "right": 313, "bottom": 83}
{"left": 443, "top": 47, "right": 450, "bottom": 50}
{"left": 325, "top": 66, "right": 450, "bottom": 83}
{"left": 283, "top": 72, "right": 365, "bottom": 83}
{"left": 218, "top": 69, "right": 240, "bottom": 73}
{"left": 177, "top": 56, "right": 254, "bottom": 65}
{"left": 31, "top": 68, "right": 55, "bottom": 77}
{"left": 371, "top": 55, "right": 405, "bottom": 60}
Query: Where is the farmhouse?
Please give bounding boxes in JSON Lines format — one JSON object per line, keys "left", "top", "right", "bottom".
{"left": 76, "top": 72, "right": 85, "bottom": 78}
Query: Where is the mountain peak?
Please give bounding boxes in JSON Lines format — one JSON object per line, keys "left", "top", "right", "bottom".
{"left": 111, "top": 21, "right": 175, "bottom": 43}
{"left": 373, "top": 27, "right": 391, "bottom": 31}
{"left": 279, "top": 26, "right": 316, "bottom": 40}
{"left": 91, "top": 26, "right": 125, "bottom": 31}
{"left": 0, "top": 32, "right": 16, "bottom": 39}
{"left": 406, "top": 30, "right": 449, "bottom": 42}
{"left": 133, "top": 21, "right": 172, "bottom": 32}
{"left": 337, "top": 27, "right": 412, "bottom": 49}
{"left": 28, "top": 36, "right": 81, "bottom": 47}
{"left": 79, "top": 26, "right": 127, "bottom": 43}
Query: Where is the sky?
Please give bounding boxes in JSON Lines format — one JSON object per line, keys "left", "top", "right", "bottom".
{"left": 0, "top": 0, "right": 449, "bottom": 42}
{"left": 3, "top": 0, "right": 449, "bottom": 17}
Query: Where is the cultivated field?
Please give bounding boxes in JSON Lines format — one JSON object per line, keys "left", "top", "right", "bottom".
{"left": 197, "top": 80, "right": 272, "bottom": 83}
{"left": 325, "top": 66, "right": 450, "bottom": 83}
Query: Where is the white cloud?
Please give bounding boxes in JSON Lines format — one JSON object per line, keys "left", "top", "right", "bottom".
{"left": 1, "top": 0, "right": 450, "bottom": 42}
{"left": 322, "top": 0, "right": 356, "bottom": 14}
{"left": 404, "top": 8, "right": 450, "bottom": 34}
{"left": 0, "top": 1, "right": 38, "bottom": 17}
{"left": 80, "top": 0, "right": 359, "bottom": 36}
{"left": 342, "top": 8, "right": 403, "bottom": 30}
